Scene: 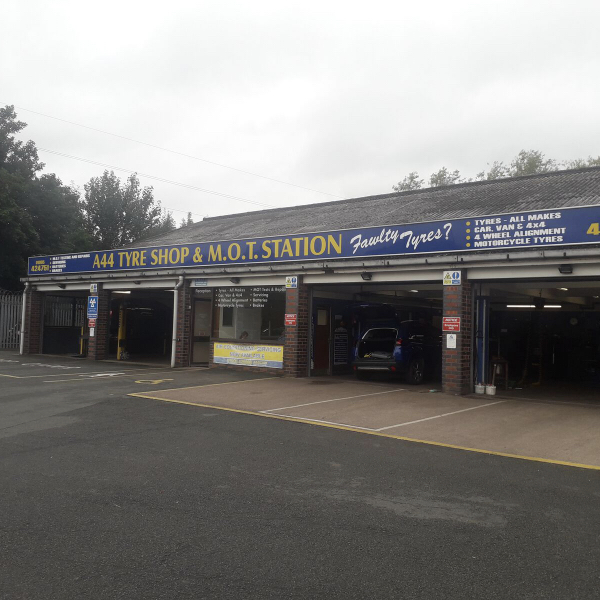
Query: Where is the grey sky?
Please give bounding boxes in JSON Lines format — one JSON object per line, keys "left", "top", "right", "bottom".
{"left": 3, "top": 1, "right": 599, "bottom": 222}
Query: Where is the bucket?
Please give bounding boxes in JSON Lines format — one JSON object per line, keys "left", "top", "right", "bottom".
{"left": 485, "top": 385, "right": 497, "bottom": 396}
{"left": 474, "top": 383, "right": 485, "bottom": 394}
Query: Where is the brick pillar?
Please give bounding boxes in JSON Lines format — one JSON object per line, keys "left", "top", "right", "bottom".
{"left": 87, "top": 288, "right": 110, "bottom": 361}
{"left": 23, "top": 289, "right": 44, "bottom": 354}
{"left": 442, "top": 278, "right": 473, "bottom": 395}
{"left": 283, "top": 281, "right": 309, "bottom": 377}
{"left": 174, "top": 281, "right": 192, "bottom": 367}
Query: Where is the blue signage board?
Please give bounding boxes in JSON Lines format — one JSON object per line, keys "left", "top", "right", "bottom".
{"left": 87, "top": 296, "right": 99, "bottom": 318}
{"left": 27, "top": 205, "right": 600, "bottom": 276}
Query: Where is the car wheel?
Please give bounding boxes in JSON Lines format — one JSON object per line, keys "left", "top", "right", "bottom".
{"left": 406, "top": 358, "right": 425, "bottom": 385}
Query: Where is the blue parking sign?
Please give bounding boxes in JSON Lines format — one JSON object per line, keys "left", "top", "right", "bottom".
{"left": 87, "top": 295, "right": 99, "bottom": 318}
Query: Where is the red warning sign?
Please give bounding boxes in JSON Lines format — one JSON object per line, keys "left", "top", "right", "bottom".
{"left": 88, "top": 318, "right": 97, "bottom": 328}
{"left": 285, "top": 313, "right": 297, "bottom": 326}
{"left": 442, "top": 317, "right": 461, "bottom": 332}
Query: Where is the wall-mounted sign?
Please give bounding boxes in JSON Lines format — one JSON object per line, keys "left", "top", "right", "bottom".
{"left": 333, "top": 328, "right": 349, "bottom": 365}
{"left": 285, "top": 313, "right": 297, "bottom": 326}
{"left": 285, "top": 276, "right": 298, "bottom": 288}
{"left": 442, "top": 317, "right": 461, "bottom": 332}
{"left": 28, "top": 205, "right": 600, "bottom": 276}
{"left": 88, "top": 318, "right": 96, "bottom": 328}
{"left": 213, "top": 343, "right": 283, "bottom": 369}
{"left": 87, "top": 296, "right": 98, "bottom": 319}
{"left": 214, "top": 286, "right": 284, "bottom": 309}
{"left": 446, "top": 333, "right": 457, "bottom": 348}
{"left": 90, "top": 283, "right": 98, "bottom": 293}
{"left": 191, "top": 278, "right": 208, "bottom": 287}
{"left": 443, "top": 270, "right": 461, "bottom": 285}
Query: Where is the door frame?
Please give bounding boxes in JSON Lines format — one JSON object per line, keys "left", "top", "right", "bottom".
{"left": 190, "top": 295, "right": 213, "bottom": 365}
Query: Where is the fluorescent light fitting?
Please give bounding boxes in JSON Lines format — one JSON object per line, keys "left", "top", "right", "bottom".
{"left": 506, "top": 304, "right": 536, "bottom": 308}
{"left": 506, "top": 304, "right": 562, "bottom": 309}
{"left": 112, "top": 290, "right": 131, "bottom": 294}
{"left": 409, "top": 289, "right": 419, "bottom": 293}
{"left": 558, "top": 287, "right": 568, "bottom": 291}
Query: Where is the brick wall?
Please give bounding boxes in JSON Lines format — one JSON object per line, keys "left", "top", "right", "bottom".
{"left": 442, "top": 279, "right": 473, "bottom": 395}
{"left": 87, "top": 288, "right": 110, "bottom": 361}
{"left": 283, "top": 282, "right": 309, "bottom": 377}
{"left": 174, "top": 281, "right": 191, "bottom": 367}
{"left": 23, "top": 290, "right": 43, "bottom": 354}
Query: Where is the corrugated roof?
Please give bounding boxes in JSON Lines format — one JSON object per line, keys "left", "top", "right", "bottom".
{"left": 139, "top": 166, "right": 600, "bottom": 246}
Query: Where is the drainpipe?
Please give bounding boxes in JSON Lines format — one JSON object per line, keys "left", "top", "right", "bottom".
{"left": 171, "top": 276, "right": 185, "bottom": 368}
{"left": 19, "top": 283, "right": 30, "bottom": 355}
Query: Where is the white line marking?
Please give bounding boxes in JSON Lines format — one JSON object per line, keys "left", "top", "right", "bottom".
{"left": 43, "top": 368, "right": 211, "bottom": 383}
{"left": 261, "top": 388, "right": 407, "bottom": 413}
{"left": 264, "top": 413, "right": 377, "bottom": 431}
{"left": 375, "top": 400, "right": 506, "bottom": 431}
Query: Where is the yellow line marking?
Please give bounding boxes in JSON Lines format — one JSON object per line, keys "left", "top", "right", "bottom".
{"left": 128, "top": 392, "right": 600, "bottom": 472}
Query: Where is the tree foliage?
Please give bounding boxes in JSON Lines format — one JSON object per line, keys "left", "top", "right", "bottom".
{"left": 0, "top": 105, "right": 91, "bottom": 290}
{"left": 81, "top": 171, "right": 175, "bottom": 248}
{"left": 0, "top": 105, "right": 179, "bottom": 289}
{"left": 392, "top": 171, "right": 423, "bottom": 192}
{"left": 393, "top": 149, "right": 600, "bottom": 192}
{"left": 180, "top": 211, "right": 194, "bottom": 227}
{"left": 428, "top": 167, "right": 465, "bottom": 187}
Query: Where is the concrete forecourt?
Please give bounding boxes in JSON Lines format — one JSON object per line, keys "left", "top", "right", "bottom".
{"left": 2, "top": 351, "right": 600, "bottom": 599}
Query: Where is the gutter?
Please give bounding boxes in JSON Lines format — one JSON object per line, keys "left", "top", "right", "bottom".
{"left": 19, "top": 283, "right": 30, "bottom": 355}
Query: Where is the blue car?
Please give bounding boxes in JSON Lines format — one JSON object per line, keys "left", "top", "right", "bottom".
{"left": 352, "top": 321, "right": 442, "bottom": 384}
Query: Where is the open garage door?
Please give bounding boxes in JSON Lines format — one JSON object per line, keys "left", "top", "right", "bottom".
{"left": 108, "top": 290, "right": 175, "bottom": 364}
{"left": 310, "top": 281, "right": 443, "bottom": 385}
{"left": 478, "top": 280, "right": 600, "bottom": 401}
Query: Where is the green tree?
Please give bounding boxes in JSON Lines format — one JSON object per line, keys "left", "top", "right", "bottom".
{"left": 0, "top": 105, "right": 90, "bottom": 289}
{"left": 509, "top": 150, "right": 557, "bottom": 177}
{"left": 179, "top": 211, "right": 194, "bottom": 227}
{"left": 564, "top": 156, "right": 600, "bottom": 169}
{"left": 393, "top": 149, "right": 600, "bottom": 191}
{"left": 82, "top": 170, "right": 171, "bottom": 248}
{"left": 157, "top": 210, "right": 176, "bottom": 233}
{"left": 476, "top": 161, "right": 510, "bottom": 181}
{"left": 393, "top": 171, "right": 423, "bottom": 192}
{"left": 429, "top": 167, "right": 464, "bottom": 187}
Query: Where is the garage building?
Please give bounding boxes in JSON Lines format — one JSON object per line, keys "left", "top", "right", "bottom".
{"left": 21, "top": 167, "right": 600, "bottom": 397}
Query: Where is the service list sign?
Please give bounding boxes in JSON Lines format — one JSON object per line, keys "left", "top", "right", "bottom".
{"left": 28, "top": 205, "right": 600, "bottom": 276}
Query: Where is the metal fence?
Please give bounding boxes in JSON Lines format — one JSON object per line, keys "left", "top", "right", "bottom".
{"left": 44, "top": 296, "right": 85, "bottom": 328}
{"left": 0, "top": 291, "right": 23, "bottom": 350}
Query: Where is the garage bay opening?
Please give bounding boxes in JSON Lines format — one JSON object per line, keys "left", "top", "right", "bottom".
{"left": 310, "top": 281, "right": 443, "bottom": 385}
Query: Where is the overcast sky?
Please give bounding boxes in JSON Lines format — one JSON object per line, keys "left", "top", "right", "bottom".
{"left": 3, "top": 1, "right": 600, "bottom": 223}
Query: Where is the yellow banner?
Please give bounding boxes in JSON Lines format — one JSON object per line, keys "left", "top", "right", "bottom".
{"left": 213, "top": 343, "right": 283, "bottom": 369}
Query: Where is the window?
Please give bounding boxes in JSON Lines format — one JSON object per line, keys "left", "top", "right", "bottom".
{"left": 363, "top": 328, "right": 398, "bottom": 340}
{"left": 222, "top": 307, "right": 234, "bottom": 327}
{"left": 215, "top": 286, "right": 285, "bottom": 343}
